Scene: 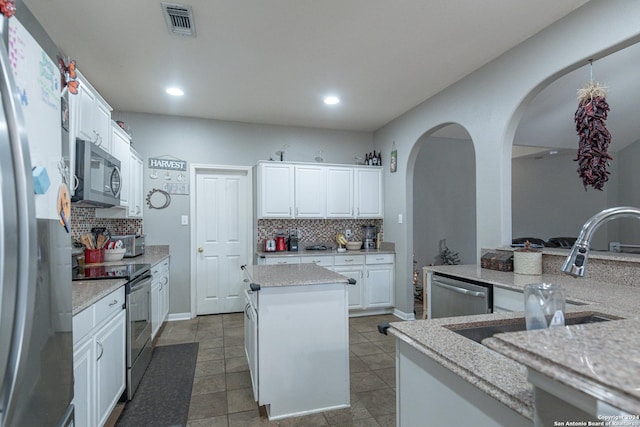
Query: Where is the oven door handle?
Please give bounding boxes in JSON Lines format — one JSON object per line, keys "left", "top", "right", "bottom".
{"left": 432, "top": 279, "right": 485, "bottom": 298}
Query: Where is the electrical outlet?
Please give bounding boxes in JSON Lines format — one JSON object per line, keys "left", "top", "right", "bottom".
{"left": 345, "top": 229, "right": 353, "bottom": 238}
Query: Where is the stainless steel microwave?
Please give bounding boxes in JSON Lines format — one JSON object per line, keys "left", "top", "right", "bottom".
{"left": 72, "top": 139, "right": 121, "bottom": 207}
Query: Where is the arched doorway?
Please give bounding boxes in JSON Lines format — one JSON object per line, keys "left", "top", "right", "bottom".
{"left": 411, "top": 123, "right": 476, "bottom": 316}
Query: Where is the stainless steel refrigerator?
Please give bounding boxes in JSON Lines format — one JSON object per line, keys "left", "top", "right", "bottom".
{"left": 0, "top": 3, "right": 74, "bottom": 427}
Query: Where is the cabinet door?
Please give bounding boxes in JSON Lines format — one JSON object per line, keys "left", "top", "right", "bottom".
{"left": 94, "top": 101, "right": 112, "bottom": 153}
{"left": 129, "top": 151, "right": 143, "bottom": 217}
{"left": 243, "top": 292, "right": 258, "bottom": 401}
{"left": 111, "top": 124, "right": 130, "bottom": 207}
{"left": 73, "top": 338, "right": 95, "bottom": 427}
{"left": 355, "top": 168, "right": 383, "bottom": 218}
{"left": 257, "top": 163, "right": 294, "bottom": 218}
{"left": 365, "top": 265, "right": 394, "bottom": 307}
{"left": 326, "top": 167, "right": 354, "bottom": 218}
{"left": 294, "top": 166, "right": 326, "bottom": 217}
{"left": 151, "top": 281, "right": 161, "bottom": 339}
{"left": 161, "top": 275, "right": 170, "bottom": 322}
{"left": 95, "top": 310, "right": 126, "bottom": 427}
{"left": 333, "top": 266, "right": 364, "bottom": 309}
{"left": 77, "top": 85, "right": 96, "bottom": 143}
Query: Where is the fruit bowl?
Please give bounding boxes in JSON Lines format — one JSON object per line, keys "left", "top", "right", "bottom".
{"left": 346, "top": 241, "right": 362, "bottom": 250}
{"left": 104, "top": 248, "right": 126, "bottom": 262}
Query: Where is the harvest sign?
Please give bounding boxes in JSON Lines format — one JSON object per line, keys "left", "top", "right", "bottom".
{"left": 148, "top": 157, "right": 187, "bottom": 171}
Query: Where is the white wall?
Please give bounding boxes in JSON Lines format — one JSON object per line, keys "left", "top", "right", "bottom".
{"left": 117, "top": 112, "right": 373, "bottom": 313}
{"left": 512, "top": 153, "right": 614, "bottom": 250}
{"left": 413, "top": 136, "right": 476, "bottom": 268}
{"left": 373, "top": 1, "right": 640, "bottom": 316}
{"left": 616, "top": 140, "right": 640, "bottom": 245}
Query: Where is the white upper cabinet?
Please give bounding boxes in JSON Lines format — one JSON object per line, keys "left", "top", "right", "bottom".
{"left": 294, "top": 165, "right": 326, "bottom": 218}
{"left": 75, "top": 71, "right": 113, "bottom": 153}
{"left": 257, "top": 163, "right": 295, "bottom": 218}
{"left": 326, "top": 166, "right": 354, "bottom": 218}
{"left": 111, "top": 122, "right": 130, "bottom": 208}
{"left": 355, "top": 167, "right": 383, "bottom": 218}
{"left": 128, "top": 150, "right": 144, "bottom": 218}
{"left": 256, "top": 161, "right": 383, "bottom": 219}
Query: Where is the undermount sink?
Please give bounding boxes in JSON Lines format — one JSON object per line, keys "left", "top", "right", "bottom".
{"left": 448, "top": 313, "right": 621, "bottom": 344}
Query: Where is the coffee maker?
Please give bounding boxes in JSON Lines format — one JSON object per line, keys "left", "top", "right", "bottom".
{"left": 361, "top": 225, "right": 378, "bottom": 249}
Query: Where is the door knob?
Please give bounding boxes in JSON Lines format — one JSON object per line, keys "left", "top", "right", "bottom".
{"left": 198, "top": 247, "right": 204, "bottom": 253}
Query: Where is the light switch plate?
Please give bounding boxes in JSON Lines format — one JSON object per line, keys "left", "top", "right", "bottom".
{"left": 181, "top": 215, "right": 189, "bottom": 225}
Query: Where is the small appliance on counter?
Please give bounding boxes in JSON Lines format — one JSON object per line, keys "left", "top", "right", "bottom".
{"left": 287, "top": 228, "right": 299, "bottom": 251}
{"left": 362, "top": 225, "right": 378, "bottom": 249}
{"left": 110, "top": 234, "right": 145, "bottom": 257}
{"left": 276, "top": 235, "right": 287, "bottom": 252}
{"left": 264, "top": 238, "right": 276, "bottom": 252}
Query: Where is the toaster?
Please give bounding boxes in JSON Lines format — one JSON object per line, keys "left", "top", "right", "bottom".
{"left": 110, "top": 234, "right": 145, "bottom": 257}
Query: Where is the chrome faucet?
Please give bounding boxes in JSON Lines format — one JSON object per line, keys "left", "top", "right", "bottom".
{"left": 562, "top": 206, "right": 640, "bottom": 277}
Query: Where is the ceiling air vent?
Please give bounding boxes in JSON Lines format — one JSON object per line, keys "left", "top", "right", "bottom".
{"left": 161, "top": 2, "right": 196, "bottom": 37}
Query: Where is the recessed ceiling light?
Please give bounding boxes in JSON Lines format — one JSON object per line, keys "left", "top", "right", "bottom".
{"left": 166, "top": 87, "right": 184, "bottom": 96}
{"left": 324, "top": 96, "right": 340, "bottom": 105}
{"left": 549, "top": 150, "right": 559, "bottom": 155}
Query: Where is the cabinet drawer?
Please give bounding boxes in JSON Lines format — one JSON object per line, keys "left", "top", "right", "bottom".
{"left": 161, "top": 259, "right": 170, "bottom": 274}
{"left": 334, "top": 255, "right": 365, "bottom": 266}
{"left": 73, "top": 306, "right": 94, "bottom": 345}
{"left": 264, "top": 257, "right": 301, "bottom": 265}
{"left": 303, "top": 256, "right": 333, "bottom": 267}
{"left": 151, "top": 263, "right": 162, "bottom": 277}
{"left": 94, "top": 287, "right": 125, "bottom": 326}
{"left": 365, "top": 254, "right": 394, "bottom": 265}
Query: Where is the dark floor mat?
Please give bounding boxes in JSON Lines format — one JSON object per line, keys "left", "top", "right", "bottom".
{"left": 116, "top": 343, "right": 199, "bottom": 427}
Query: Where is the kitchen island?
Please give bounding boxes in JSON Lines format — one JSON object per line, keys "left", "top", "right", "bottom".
{"left": 389, "top": 262, "right": 640, "bottom": 427}
{"left": 243, "top": 263, "right": 351, "bottom": 420}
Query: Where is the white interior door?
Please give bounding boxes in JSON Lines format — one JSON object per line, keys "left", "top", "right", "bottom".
{"left": 195, "top": 169, "right": 249, "bottom": 314}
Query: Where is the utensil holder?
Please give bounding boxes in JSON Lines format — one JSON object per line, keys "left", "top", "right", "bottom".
{"left": 84, "top": 248, "right": 105, "bottom": 264}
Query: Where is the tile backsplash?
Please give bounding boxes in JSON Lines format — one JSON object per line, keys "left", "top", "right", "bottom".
{"left": 257, "top": 219, "right": 383, "bottom": 244}
{"left": 71, "top": 206, "right": 143, "bottom": 241}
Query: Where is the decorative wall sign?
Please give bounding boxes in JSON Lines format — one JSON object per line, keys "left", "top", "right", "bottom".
{"left": 390, "top": 141, "right": 397, "bottom": 173}
{"left": 162, "top": 182, "right": 189, "bottom": 195}
{"left": 148, "top": 157, "right": 187, "bottom": 171}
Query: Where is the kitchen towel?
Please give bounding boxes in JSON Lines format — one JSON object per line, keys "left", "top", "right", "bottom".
{"left": 116, "top": 342, "right": 199, "bottom": 427}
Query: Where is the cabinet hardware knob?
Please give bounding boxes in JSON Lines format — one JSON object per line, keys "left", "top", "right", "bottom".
{"left": 198, "top": 247, "right": 204, "bottom": 253}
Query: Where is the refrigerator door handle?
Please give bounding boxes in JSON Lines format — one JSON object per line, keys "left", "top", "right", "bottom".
{"left": 0, "top": 26, "right": 38, "bottom": 426}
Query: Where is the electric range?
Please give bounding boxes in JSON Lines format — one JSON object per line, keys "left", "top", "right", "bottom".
{"left": 72, "top": 262, "right": 151, "bottom": 281}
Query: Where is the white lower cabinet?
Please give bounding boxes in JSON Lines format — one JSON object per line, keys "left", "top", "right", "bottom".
{"left": 244, "top": 282, "right": 349, "bottom": 420}
{"left": 262, "top": 257, "right": 300, "bottom": 265}
{"left": 151, "top": 258, "right": 171, "bottom": 339}
{"left": 333, "top": 266, "right": 364, "bottom": 309}
{"left": 364, "top": 255, "right": 395, "bottom": 307}
{"left": 73, "top": 287, "right": 126, "bottom": 427}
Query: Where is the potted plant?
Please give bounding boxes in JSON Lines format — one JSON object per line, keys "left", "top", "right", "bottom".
{"left": 514, "top": 241, "right": 542, "bottom": 275}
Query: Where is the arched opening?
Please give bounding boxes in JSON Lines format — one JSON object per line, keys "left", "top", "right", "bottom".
{"left": 411, "top": 123, "right": 476, "bottom": 316}
{"left": 511, "top": 42, "right": 640, "bottom": 251}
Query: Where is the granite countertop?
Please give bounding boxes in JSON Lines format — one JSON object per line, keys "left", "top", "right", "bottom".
{"left": 245, "top": 263, "right": 349, "bottom": 288}
{"left": 496, "top": 246, "right": 640, "bottom": 264}
{"left": 390, "top": 263, "right": 640, "bottom": 420}
{"left": 256, "top": 242, "right": 395, "bottom": 258}
{"left": 484, "top": 318, "right": 640, "bottom": 415}
{"left": 72, "top": 245, "right": 170, "bottom": 315}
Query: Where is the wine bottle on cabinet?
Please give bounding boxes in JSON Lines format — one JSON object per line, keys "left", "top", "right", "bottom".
{"left": 377, "top": 151, "right": 382, "bottom": 165}
{"left": 372, "top": 150, "right": 378, "bottom": 165}
{"left": 365, "top": 153, "right": 369, "bottom": 165}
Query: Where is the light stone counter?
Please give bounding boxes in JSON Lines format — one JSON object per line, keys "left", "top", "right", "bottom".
{"left": 72, "top": 245, "right": 170, "bottom": 315}
{"left": 389, "top": 263, "right": 640, "bottom": 421}
{"left": 484, "top": 318, "right": 640, "bottom": 416}
{"left": 72, "top": 278, "right": 126, "bottom": 315}
{"left": 256, "top": 241, "right": 395, "bottom": 259}
{"left": 245, "top": 263, "right": 349, "bottom": 288}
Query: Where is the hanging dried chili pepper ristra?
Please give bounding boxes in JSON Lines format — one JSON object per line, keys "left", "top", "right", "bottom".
{"left": 574, "top": 80, "right": 612, "bottom": 191}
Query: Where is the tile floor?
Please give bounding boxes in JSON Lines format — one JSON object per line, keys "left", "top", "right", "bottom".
{"left": 154, "top": 311, "right": 404, "bottom": 427}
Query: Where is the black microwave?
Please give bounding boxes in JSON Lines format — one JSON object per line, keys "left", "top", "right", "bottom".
{"left": 72, "top": 139, "right": 121, "bottom": 207}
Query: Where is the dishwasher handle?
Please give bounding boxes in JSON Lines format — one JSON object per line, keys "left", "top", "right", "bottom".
{"left": 432, "top": 279, "right": 486, "bottom": 298}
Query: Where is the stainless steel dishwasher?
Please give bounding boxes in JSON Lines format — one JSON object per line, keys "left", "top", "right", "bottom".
{"left": 430, "top": 273, "right": 492, "bottom": 319}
